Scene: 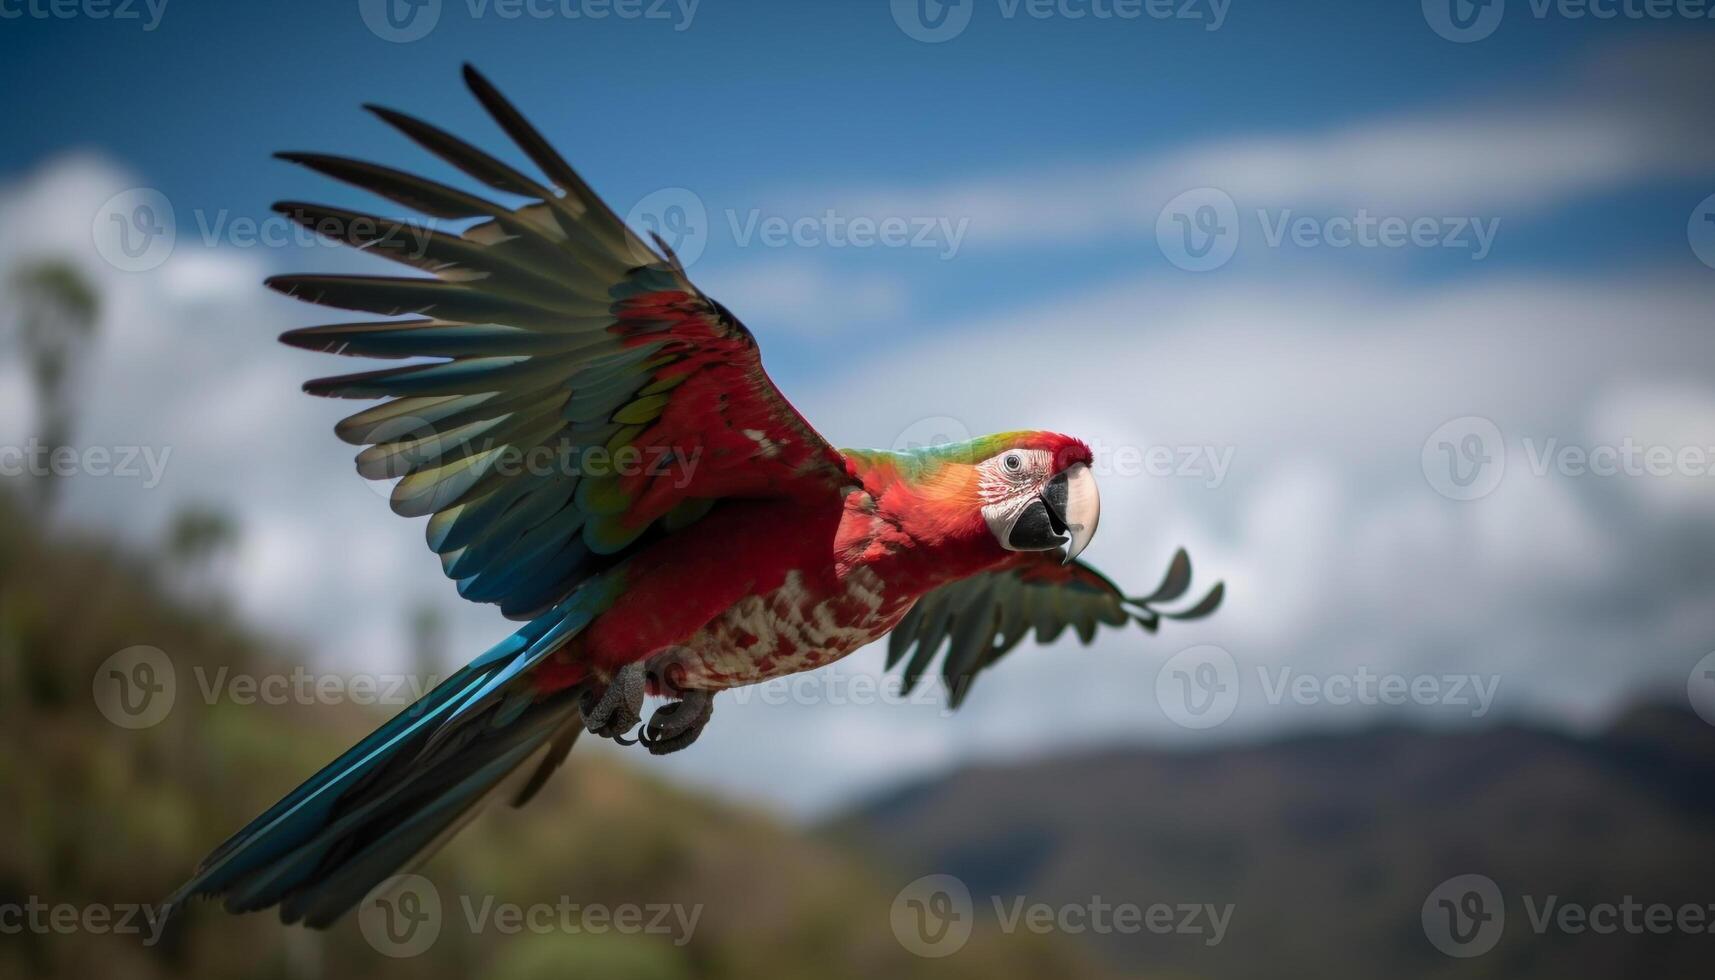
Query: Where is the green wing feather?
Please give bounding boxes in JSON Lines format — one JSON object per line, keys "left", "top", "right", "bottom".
{"left": 886, "top": 549, "right": 1225, "bottom": 709}
{"left": 276, "top": 65, "right": 848, "bottom": 620}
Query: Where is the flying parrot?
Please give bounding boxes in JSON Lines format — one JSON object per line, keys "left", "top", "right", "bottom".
{"left": 170, "top": 65, "right": 1223, "bottom": 927}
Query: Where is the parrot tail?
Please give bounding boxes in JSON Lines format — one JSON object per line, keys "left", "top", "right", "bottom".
{"left": 166, "top": 607, "right": 597, "bottom": 928}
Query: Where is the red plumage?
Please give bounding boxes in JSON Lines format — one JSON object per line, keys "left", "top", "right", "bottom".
{"left": 171, "top": 67, "right": 1220, "bottom": 928}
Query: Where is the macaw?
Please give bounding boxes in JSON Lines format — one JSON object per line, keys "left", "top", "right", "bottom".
{"left": 171, "top": 66, "right": 1222, "bottom": 927}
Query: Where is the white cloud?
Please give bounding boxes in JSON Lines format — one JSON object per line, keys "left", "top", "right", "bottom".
{"left": 0, "top": 154, "right": 505, "bottom": 676}
{"left": 696, "top": 259, "right": 908, "bottom": 334}
{"left": 1584, "top": 381, "right": 1715, "bottom": 517}
{"left": 763, "top": 42, "right": 1715, "bottom": 252}
{"left": 6, "top": 38, "right": 1713, "bottom": 822}
{"left": 740, "top": 269, "right": 1715, "bottom": 814}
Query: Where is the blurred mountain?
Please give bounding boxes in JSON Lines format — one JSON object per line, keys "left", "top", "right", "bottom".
{"left": 828, "top": 704, "right": 1715, "bottom": 978}
{"left": 0, "top": 488, "right": 1111, "bottom": 980}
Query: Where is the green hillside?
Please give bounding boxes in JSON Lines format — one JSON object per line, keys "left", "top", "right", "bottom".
{"left": 830, "top": 703, "right": 1715, "bottom": 978}
{"left": 0, "top": 490, "right": 1112, "bottom": 980}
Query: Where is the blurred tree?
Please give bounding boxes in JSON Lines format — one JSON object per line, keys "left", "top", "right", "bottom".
{"left": 409, "top": 601, "right": 449, "bottom": 685}
{"left": 5, "top": 259, "right": 100, "bottom": 513}
{"left": 164, "top": 504, "right": 239, "bottom": 598}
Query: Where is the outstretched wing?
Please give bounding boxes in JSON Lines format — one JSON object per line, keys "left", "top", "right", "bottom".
{"left": 886, "top": 549, "right": 1224, "bottom": 709}
{"left": 274, "top": 65, "right": 849, "bottom": 620}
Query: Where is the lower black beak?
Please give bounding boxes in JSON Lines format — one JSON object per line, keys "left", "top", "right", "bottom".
{"left": 1041, "top": 472, "right": 1072, "bottom": 536}
{"left": 1006, "top": 498, "right": 1064, "bottom": 551}
{"left": 1000, "top": 463, "right": 1102, "bottom": 559}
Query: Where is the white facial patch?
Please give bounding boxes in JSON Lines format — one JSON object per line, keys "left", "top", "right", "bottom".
{"left": 976, "top": 448, "right": 1055, "bottom": 542}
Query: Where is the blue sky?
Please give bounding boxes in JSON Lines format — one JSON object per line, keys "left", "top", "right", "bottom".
{"left": 3, "top": 0, "right": 1715, "bottom": 815}
{"left": 5, "top": 1, "right": 1710, "bottom": 330}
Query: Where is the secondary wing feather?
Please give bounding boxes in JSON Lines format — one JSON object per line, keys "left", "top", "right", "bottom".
{"left": 886, "top": 548, "right": 1224, "bottom": 709}
{"left": 277, "top": 65, "right": 849, "bottom": 620}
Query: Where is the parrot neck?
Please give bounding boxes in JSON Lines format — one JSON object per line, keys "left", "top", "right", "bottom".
{"left": 837, "top": 472, "right": 1011, "bottom": 600}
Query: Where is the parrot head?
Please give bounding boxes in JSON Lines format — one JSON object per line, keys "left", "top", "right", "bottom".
{"left": 972, "top": 432, "right": 1101, "bottom": 563}
{"left": 861, "top": 431, "right": 1100, "bottom": 565}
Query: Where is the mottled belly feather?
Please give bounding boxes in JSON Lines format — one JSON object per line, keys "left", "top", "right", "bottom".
{"left": 647, "top": 567, "right": 912, "bottom": 691}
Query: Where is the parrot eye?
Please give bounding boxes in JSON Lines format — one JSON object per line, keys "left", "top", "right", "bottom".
{"left": 1001, "top": 452, "right": 1025, "bottom": 475}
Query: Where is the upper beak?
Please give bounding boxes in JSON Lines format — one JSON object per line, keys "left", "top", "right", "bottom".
{"left": 1041, "top": 462, "right": 1101, "bottom": 564}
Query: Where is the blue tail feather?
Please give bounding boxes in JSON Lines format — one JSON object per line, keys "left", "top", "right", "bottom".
{"left": 169, "top": 585, "right": 610, "bottom": 926}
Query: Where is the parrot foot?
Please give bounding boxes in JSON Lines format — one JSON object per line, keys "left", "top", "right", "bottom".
{"left": 640, "top": 690, "right": 714, "bottom": 755}
{"left": 581, "top": 662, "right": 645, "bottom": 739}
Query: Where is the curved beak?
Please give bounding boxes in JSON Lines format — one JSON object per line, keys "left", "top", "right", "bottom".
{"left": 1041, "top": 462, "right": 1101, "bottom": 564}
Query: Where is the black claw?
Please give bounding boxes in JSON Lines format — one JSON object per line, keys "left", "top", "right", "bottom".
{"left": 643, "top": 729, "right": 699, "bottom": 755}
{"left": 638, "top": 692, "right": 713, "bottom": 755}
{"left": 581, "top": 662, "right": 645, "bottom": 739}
